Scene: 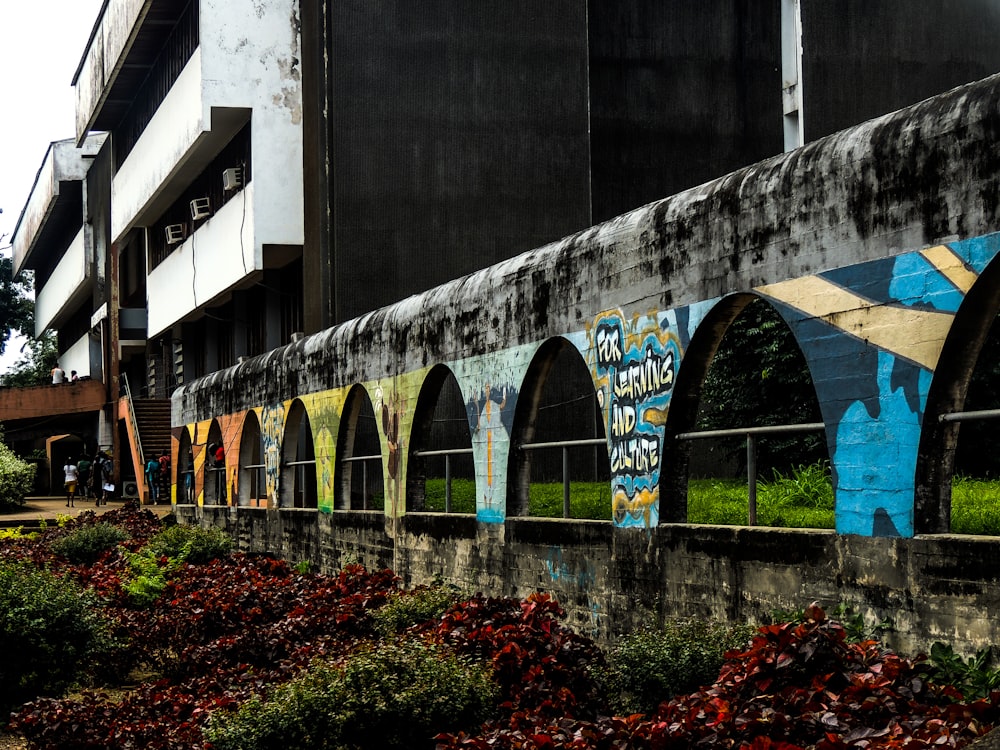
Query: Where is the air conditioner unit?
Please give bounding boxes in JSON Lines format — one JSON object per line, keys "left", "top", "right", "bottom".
{"left": 222, "top": 167, "right": 243, "bottom": 191}
{"left": 190, "top": 197, "right": 212, "bottom": 220}
{"left": 164, "top": 224, "right": 186, "bottom": 245}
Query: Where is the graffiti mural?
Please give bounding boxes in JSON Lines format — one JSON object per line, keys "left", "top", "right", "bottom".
{"left": 582, "top": 311, "right": 680, "bottom": 528}
{"left": 260, "top": 402, "right": 285, "bottom": 507}
{"left": 756, "top": 233, "right": 1000, "bottom": 536}
{"left": 372, "top": 372, "right": 423, "bottom": 517}
{"left": 297, "top": 390, "right": 346, "bottom": 513}
{"left": 453, "top": 346, "right": 532, "bottom": 523}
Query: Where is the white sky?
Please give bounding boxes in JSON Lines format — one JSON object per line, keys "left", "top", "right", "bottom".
{"left": 0, "top": 0, "right": 104, "bottom": 373}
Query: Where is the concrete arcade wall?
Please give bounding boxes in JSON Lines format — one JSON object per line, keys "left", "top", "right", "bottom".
{"left": 173, "top": 74, "right": 1000, "bottom": 654}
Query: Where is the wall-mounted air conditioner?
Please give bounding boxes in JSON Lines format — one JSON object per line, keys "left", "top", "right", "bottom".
{"left": 164, "top": 224, "right": 186, "bottom": 245}
{"left": 222, "top": 167, "right": 243, "bottom": 191}
{"left": 190, "top": 197, "right": 212, "bottom": 220}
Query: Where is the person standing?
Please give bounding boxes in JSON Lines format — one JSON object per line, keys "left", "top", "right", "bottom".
{"left": 51, "top": 365, "right": 65, "bottom": 385}
{"left": 99, "top": 451, "right": 114, "bottom": 506}
{"left": 63, "top": 458, "right": 79, "bottom": 508}
{"left": 145, "top": 455, "right": 161, "bottom": 503}
{"left": 158, "top": 450, "right": 171, "bottom": 504}
{"left": 76, "top": 455, "right": 92, "bottom": 501}
{"left": 89, "top": 450, "right": 103, "bottom": 502}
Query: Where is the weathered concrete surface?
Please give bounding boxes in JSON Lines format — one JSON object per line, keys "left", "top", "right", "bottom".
{"left": 175, "top": 502, "right": 1000, "bottom": 656}
{"left": 177, "top": 73, "right": 1000, "bottom": 420}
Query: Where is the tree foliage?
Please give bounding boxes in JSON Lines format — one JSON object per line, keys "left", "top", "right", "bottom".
{"left": 698, "top": 298, "right": 825, "bottom": 475}
{"left": 1, "top": 331, "right": 57, "bottom": 388}
{"left": 0, "top": 257, "right": 34, "bottom": 356}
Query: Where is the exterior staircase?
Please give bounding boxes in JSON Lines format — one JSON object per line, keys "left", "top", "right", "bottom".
{"left": 120, "top": 397, "right": 171, "bottom": 502}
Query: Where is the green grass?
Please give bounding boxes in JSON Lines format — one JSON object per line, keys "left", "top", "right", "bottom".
{"left": 951, "top": 476, "right": 1000, "bottom": 535}
{"left": 421, "top": 470, "right": 1000, "bottom": 535}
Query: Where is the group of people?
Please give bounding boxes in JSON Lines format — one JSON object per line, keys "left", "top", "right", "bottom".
{"left": 144, "top": 450, "right": 172, "bottom": 504}
{"left": 62, "top": 451, "right": 115, "bottom": 507}
{"left": 50, "top": 366, "right": 80, "bottom": 385}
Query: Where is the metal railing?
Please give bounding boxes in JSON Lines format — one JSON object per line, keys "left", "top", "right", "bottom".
{"left": 121, "top": 373, "right": 145, "bottom": 473}
{"left": 340, "top": 454, "right": 382, "bottom": 510}
{"left": 518, "top": 437, "right": 607, "bottom": 518}
{"left": 939, "top": 408, "right": 1000, "bottom": 424}
{"left": 411, "top": 447, "right": 474, "bottom": 512}
{"left": 673, "top": 422, "right": 825, "bottom": 525}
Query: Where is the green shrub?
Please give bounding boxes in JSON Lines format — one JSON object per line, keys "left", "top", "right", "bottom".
{"left": 120, "top": 547, "right": 186, "bottom": 608}
{"left": 0, "top": 438, "right": 36, "bottom": 511}
{"left": 0, "top": 562, "right": 108, "bottom": 712}
{"left": 599, "top": 619, "right": 755, "bottom": 716}
{"left": 144, "top": 523, "right": 232, "bottom": 564}
{"left": 918, "top": 641, "right": 1000, "bottom": 700}
{"left": 372, "top": 584, "right": 460, "bottom": 636}
{"left": 50, "top": 523, "right": 128, "bottom": 564}
{"left": 205, "top": 637, "right": 496, "bottom": 750}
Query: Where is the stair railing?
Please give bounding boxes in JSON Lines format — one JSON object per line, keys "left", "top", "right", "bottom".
{"left": 121, "top": 373, "right": 145, "bottom": 471}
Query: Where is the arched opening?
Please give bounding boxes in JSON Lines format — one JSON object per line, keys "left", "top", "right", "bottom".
{"left": 664, "top": 295, "right": 828, "bottom": 527}
{"left": 204, "top": 420, "right": 226, "bottom": 505}
{"left": 508, "top": 338, "right": 609, "bottom": 519}
{"left": 281, "top": 399, "right": 317, "bottom": 509}
{"left": 238, "top": 411, "right": 267, "bottom": 507}
{"left": 917, "top": 251, "right": 1000, "bottom": 534}
{"left": 177, "top": 428, "right": 195, "bottom": 504}
{"left": 407, "top": 366, "right": 475, "bottom": 512}
{"left": 335, "top": 385, "right": 384, "bottom": 510}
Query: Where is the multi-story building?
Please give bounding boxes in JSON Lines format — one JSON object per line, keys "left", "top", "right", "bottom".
{"left": 9, "top": 134, "right": 110, "bottom": 489}
{"left": 11, "top": 0, "right": 1000, "bottom": 500}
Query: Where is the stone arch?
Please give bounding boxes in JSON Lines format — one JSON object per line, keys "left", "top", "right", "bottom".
{"left": 204, "top": 419, "right": 225, "bottom": 505}
{"left": 663, "top": 292, "right": 827, "bottom": 524}
{"left": 238, "top": 410, "right": 266, "bottom": 507}
{"left": 916, "top": 247, "right": 1000, "bottom": 533}
{"left": 508, "top": 336, "right": 608, "bottom": 519}
{"left": 280, "top": 399, "right": 317, "bottom": 509}
{"left": 335, "top": 384, "right": 384, "bottom": 510}
{"left": 177, "top": 426, "right": 195, "bottom": 504}
{"left": 406, "top": 364, "right": 474, "bottom": 513}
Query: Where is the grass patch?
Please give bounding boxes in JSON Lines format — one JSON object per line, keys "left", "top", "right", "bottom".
{"left": 425, "top": 469, "right": 1000, "bottom": 535}
{"left": 423, "top": 478, "right": 477, "bottom": 514}
{"left": 951, "top": 476, "right": 1000, "bottom": 535}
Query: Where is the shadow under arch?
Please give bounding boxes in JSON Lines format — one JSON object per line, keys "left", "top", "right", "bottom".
{"left": 238, "top": 410, "right": 266, "bottom": 507}
{"left": 406, "top": 364, "right": 474, "bottom": 513}
{"left": 915, "top": 254, "right": 1000, "bottom": 533}
{"left": 281, "top": 399, "right": 317, "bottom": 509}
{"left": 335, "top": 384, "right": 384, "bottom": 510}
{"left": 177, "top": 427, "right": 195, "bottom": 504}
{"left": 204, "top": 419, "right": 225, "bottom": 505}
{"left": 508, "top": 336, "right": 608, "bottom": 519}
{"left": 662, "top": 292, "right": 827, "bottom": 524}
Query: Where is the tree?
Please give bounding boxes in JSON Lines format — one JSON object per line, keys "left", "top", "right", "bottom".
{"left": 0, "top": 256, "right": 34, "bottom": 357}
{"left": 2, "top": 331, "right": 58, "bottom": 387}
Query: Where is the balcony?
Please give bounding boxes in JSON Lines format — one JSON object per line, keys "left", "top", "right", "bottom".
{"left": 34, "top": 228, "right": 89, "bottom": 335}
{"left": 12, "top": 136, "right": 106, "bottom": 277}
{"left": 73, "top": 0, "right": 190, "bottom": 145}
{"left": 147, "top": 182, "right": 257, "bottom": 337}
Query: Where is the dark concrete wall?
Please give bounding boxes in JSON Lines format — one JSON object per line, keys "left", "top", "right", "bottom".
{"left": 803, "top": 0, "right": 1000, "bottom": 142}
{"left": 588, "top": 0, "right": 782, "bottom": 223}
{"left": 328, "top": 0, "right": 592, "bottom": 323}
{"left": 176, "top": 503, "right": 1000, "bottom": 656}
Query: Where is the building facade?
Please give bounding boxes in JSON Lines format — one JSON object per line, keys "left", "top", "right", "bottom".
{"left": 10, "top": 0, "right": 1000, "bottom": 499}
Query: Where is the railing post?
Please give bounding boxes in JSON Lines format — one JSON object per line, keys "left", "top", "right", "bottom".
{"left": 362, "top": 461, "right": 369, "bottom": 511}
{"left": 445, "top": 454, "right": 452, "bottom": 513}
{"left": 747, "top": 433, "right": 758, "bottom": 526}
{"left": 563, "top": 445, "right": 571, "bottom": 519}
